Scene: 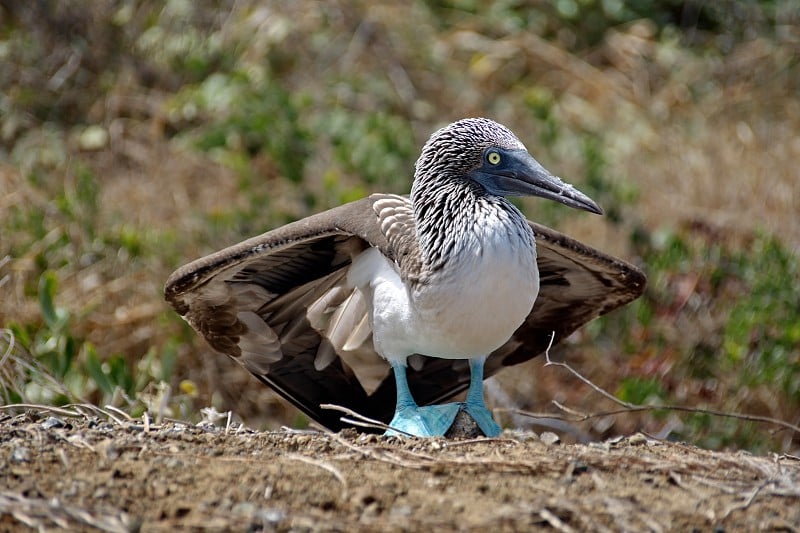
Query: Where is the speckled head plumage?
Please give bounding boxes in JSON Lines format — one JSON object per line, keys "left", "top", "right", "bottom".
{"left": 411, "top": 117, "right": 602, "bottom": 215}
{"left": 411, "top": 118, "right": 526, "bottom": 200}
{"left": 408, "top": 117, "right": 603, "bottom": 271}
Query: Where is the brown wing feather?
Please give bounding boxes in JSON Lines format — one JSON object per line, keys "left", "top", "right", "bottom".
{"left": 165, "top": 196, "right": 645, "bottom": 431}
{"left": 165, "top": 197, "right": 393, "bottom": 428}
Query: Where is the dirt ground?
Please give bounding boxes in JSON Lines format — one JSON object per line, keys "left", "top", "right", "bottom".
{"left": 1, "top": 407, "right": 798, "bottom": 532}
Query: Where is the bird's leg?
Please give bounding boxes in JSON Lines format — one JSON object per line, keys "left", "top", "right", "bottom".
{"left": 386, "top": 360, "right": 460, "bottom": 437}
{"left": 463, "top": 357, "right": 502, "bottom": 437}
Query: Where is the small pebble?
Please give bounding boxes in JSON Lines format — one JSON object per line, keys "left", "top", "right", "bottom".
{"left": 294, "top": 435, "right": 312, "bottom": 446}
{"left": 628, "top": 433, "right": 648, "bottom": 446}
{"left": 232, "top": 502, "right": 256, "bottom": 515}
{"left": 42, "top": 416, "right": 67, "bottom": 430}
{"left": 389, "top": 504, "right": 413, "bottom": 519}
{"left": 231, "top": 502, "right": 286, "bottom": 524}
{"left": 539, "top": 432, "right": 560, "bottom": 445}
{"left": 79, "top": 125, "right": 108, "bottom": 151}
{"left": 257, "top": 508, "right": 286, "bottom": 524}
{"left": 10, "top": 447, "right": 31, "bottom": 463}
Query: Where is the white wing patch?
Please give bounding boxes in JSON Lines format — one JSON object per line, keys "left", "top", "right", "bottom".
{"left": 343, "top": 313, "right": 371, "bottom": 351}
{"left": 236, "top": 310, "right": 282, "bottom": 374}
{"left": 305, "top": 267, "right": 391, "bottom": 394}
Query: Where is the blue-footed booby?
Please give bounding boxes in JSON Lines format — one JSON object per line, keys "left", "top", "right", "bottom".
{"left": 165, "top": 118, "right": 645, "bottom": 437}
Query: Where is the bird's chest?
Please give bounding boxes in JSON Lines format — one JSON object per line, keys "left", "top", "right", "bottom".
{"left": 411, "top": 219, "right": 539, "bottom": 358}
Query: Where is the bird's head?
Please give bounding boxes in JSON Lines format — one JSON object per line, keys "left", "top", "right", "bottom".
{"left": 412, "top": 118, "right": 602, "bottom": 215}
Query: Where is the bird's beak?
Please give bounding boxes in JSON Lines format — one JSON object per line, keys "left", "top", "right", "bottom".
{"left": 471, "top": 150, "right": 603, "bottom": 215}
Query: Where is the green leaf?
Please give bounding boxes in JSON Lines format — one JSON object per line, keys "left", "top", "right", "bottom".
{"left": 37, "top": 272, "right": 59, "bottom": 330}
{"left": 617, "top": 377, "right": 666, "bottom": 405}
{"left": 85, "top": 344, "right": 113, "bottom": 397}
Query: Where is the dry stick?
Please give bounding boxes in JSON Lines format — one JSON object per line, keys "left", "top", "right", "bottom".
{"left": 542, "top": 332, "right": 635, "bottom": 409}
{"left": 338, "top": 416, "right": 396, "bottom": 433}
{"left": 517, "top": 405, "right": 800, "bottom": 436}
{"left": 65, "top": 403, "right": 126, "bottom": 425}
{"left": 538, "top": 508, "right": 576, "bottom": 533}
{"left": 443, "top": 436, "right": 519, "bottom": 447}
{"left": 0, "top": 403, "right": 84, "bottom": 417}
{"left": 320, "top": 403, "right": 416, "bottom": 437}
{"left": 285, "top": 453, "right": 348, "bottom": 491}
{"left": 530, "top": 331, "right": 800, "bottom": 436}
{"left": 102, "top": 404, "right": 133, "bottom": 422}
{"left": 326, "top": 432, "right": 430, "bottom": 470}
{"left": 720, "top": 481, "right": 771, "bottom": 520}
{"left": 7, "top": 402, "right": 139, "bottom": 427}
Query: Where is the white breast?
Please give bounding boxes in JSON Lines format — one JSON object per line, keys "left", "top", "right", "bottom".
{"left": 351, "top": 211, "right": 538, "bottom": 362}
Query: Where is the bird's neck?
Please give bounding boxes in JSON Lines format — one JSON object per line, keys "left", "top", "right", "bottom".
{"left": 412, "top": 179, "right": 529, "bottom": 273}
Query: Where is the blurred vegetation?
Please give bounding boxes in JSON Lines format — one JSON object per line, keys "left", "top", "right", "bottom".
{"left": 1, "top": 0, "right": 798, "bottom": 453}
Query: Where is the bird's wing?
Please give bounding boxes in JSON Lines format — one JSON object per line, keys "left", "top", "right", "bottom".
{"left": 165, "top": 196, "right": 394, "bottom": 429}
{"left": 165, "top": 196, "right": 646, "bottom": 430}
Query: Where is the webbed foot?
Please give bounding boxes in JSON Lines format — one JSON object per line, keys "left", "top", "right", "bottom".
{"left": 385, "top": 402, "right": 461, "bottom": 437}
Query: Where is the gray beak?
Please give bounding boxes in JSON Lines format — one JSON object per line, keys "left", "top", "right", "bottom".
{"left": 482, "top": 150, "right": 603, "bottom": 215}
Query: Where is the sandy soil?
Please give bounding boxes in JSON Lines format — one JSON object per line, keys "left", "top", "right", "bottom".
{"left": 1, "top": 408, "right": 798, "bottom": 532}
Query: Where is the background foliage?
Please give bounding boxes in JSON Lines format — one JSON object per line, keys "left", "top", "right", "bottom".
{"left": 1, "top": 0, "right": 798, "bottom": 453}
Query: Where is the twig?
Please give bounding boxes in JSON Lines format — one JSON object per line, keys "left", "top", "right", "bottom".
{"left": 320, "top": 403, "right": 416, "bottom": 437}
{"left": 285, "top": 453, "right": 348, "bottom": 492}
{"left": 550, "top": 400, "right": 588, "bottom": 418}
{"left": 338, "top": 416, "right": 396, "bottom": 433}
{"left": 543, "top": 332, "right": 635, "bottom": 409}
{"left": 538, "top": 508, "right": 576, "bottom": 533}
{"left": 103, "top": 404, "right": 133, "bottom": 422}
{"left": 64, "top": 404, "right": 126, "bottom": 425}
{"left": 327, "top": 432, "right": 430, "bottom": 470}
{"left": 509, "top": 405, "right": 800, "bottom": 436}
{"left": 720, "top": 481, "right": 770, "bottom": 520}
{"left": 533, "top": 331, "right": 800, "bottom": 436}
{"left": 0, "top": 404, "right": 84, "bottom": 417}
{"left": 443, "top": 437, "right": 519, "bottom": 447}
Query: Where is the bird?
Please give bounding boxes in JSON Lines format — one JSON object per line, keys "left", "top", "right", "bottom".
{"left": 165, "top": 118, "right": 646, "bottom": 437}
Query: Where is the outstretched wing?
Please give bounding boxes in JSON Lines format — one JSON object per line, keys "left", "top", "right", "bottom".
{"left": 165, "top": 196, "right": 389, "bottom": 430}
{"left": 165, "top": 195, "right": 646, "bottom": 430}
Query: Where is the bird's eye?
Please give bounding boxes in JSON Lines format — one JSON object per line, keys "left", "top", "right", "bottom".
{"left": 487, "top": 150, "right": 501, "bottom": 165}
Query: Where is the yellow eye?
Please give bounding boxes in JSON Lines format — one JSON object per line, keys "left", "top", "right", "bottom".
{"left": 487, "top": 151, "right": 501, "bottom": 165}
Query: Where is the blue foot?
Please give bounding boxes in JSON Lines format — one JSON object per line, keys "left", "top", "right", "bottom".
{"left": 385, "top": 358, "right": 502, "bottom": 438}
{"left": 464, "top": 357, "right": 502, "bottom": 437}
{"left": 464, "top": 401, "right": 502, "bottom": 437}
{"left": 385, "top": 402, "right": 461, "bottom": 437}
